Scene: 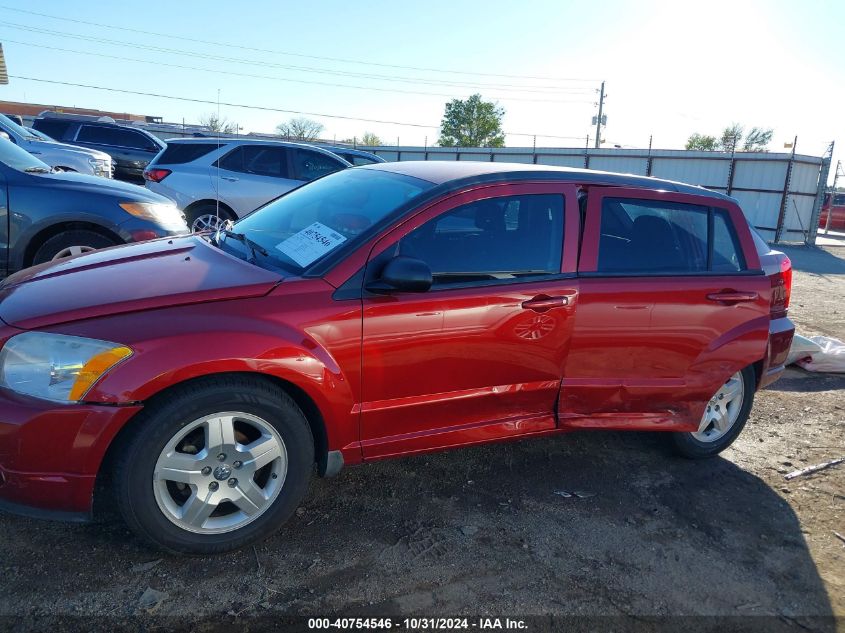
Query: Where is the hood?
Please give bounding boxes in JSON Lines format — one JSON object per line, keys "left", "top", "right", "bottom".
{"left": 0, "top": 235, "right": 282, "bottom": 329}
{"left": 31, "top": 139, "right": 111, "bottom": 161}
{"left": 29, "top": 170, "right": 170, "bottom": 203}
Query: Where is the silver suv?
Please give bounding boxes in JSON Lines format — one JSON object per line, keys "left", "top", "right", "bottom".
{"left": 143, "top": 138, "right": 350, "bottom": 231}
{"left": 0, "top": 114, "right": 112, "bottom": 178}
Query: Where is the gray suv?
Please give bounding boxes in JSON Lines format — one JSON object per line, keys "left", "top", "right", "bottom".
{"left": 143, "top": 138, "right": 350, "bottom": 231}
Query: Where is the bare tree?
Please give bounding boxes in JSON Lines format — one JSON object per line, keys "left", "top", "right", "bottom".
{"left": 276, "top": 117, "right": 324, "bottom": 141}
{"left": 198, "top": 112, "right": 237, "bottom": 134}
{"left": 361, "top": 132, "right": 382, "bottom": 146}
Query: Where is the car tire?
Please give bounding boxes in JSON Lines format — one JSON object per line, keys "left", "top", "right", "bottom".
{"left": 671, "top": 366, "right": 756, "bottom": 459}
{"left": 113, "top": 376, "right": 314, "bottom": 555}
{"left": 185, "top": 203, "right": 235, "bottom": 233}
{"left": 32, "top": 230, "right": 118, "bottom": 265}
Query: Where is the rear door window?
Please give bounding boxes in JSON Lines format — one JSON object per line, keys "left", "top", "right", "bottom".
{"left": 32, "top": 119, "right": 73, "bottom": 140}
{"left": 596, "top": 198, "right": 746, "bottom": 274}
{"left": 216, "top": 145, "right": 290, "bottom": 178}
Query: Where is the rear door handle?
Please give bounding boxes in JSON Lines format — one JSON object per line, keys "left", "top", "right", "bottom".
{"left": 706, "top": 291, "right": 758, "bottom": 303}
{"left": 522, "top": 295, "right": 571, "bottom": 311}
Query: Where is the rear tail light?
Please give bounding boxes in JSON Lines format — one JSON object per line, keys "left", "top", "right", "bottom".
{"left": 770, "top": 254, "right": 792, "bottom": 317}
{"left": 143, "top": 168, "right": 171, "bottom": 183}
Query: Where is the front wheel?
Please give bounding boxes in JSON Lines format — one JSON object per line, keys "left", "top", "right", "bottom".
{"left": 671, "top": 367, "right": 755, "bottom": 459}
{"left": 113, "top": 377, "right": 314, "bottom": 554}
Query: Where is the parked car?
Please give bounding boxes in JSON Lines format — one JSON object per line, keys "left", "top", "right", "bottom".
{"left": 0, "top": 161, "right": 794, "bottom": 554}
{"left": 818, "top": 191, "right": 845, "bottom": 231}
{"left": 142, "top": 138, "right": 351, "bottom": 231}
{"left": 0, "top": 114, "right": 113, "bottom": 178}
{"left": 0, "top": 138, "right": 188, "bottom": 276}
{"left": 315, "top": 145, "right": 385, "bottom": 166}
{"left": 32, "top": 115, "right": 165, "bottom": 183}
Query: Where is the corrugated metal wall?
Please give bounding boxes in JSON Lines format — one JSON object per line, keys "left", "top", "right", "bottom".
{"left": 366, "top": 146, "right": 829, "bottom": 244}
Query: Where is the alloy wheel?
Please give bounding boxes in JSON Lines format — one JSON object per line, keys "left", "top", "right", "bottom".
{"left": 192, "top": 213, "right": 228, "bottom": 233}
{"left": 153, "top": 412, "right": 287, "bottom": 534}
{"left": 692, "top": 372, "right": 745, "bottom": 442}
{"left": 51, "top": 245, "right": 97, "bottom": 260}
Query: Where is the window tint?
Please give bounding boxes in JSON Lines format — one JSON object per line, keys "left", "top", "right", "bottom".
{"left": 398, "top": 194, "right": 564, "bottom": 287}
{"left": 32, "top": 119, "right": 72, "bottom": 140}
{"left": 217, "top": 146, "right": 244, "bottom": 172}
{"left": 712, "top": 210, "right": 746, "bottom": 272}
{"left": 158, "top": 143, "right": 220, "bottom": 165}
{"left": 77, "top": 125, "right": 159, "bottom": 151}
{"left": 597, "top": 198, "right": 746, "bottom": 274}
{"left": 294, "top": 150, "right": 344, "bottom": 181}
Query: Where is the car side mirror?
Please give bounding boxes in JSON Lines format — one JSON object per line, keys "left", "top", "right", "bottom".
{"left": 366, "top": 256, "right": 433, "bottom": 294}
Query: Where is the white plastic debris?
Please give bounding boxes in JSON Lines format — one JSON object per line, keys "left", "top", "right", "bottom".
{"left": 796, "top": 336, "right": 845, "bottom": 373}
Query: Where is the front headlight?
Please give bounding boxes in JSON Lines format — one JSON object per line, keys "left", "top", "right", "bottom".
{"left": 0, "top": 332, "right": 132, "bottom": 402}
{"left": 119, "top": 202, "right": 185, "bottom": 230}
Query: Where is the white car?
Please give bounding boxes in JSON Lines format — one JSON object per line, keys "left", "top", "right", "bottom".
{"left": 143, "top": 138, "right": 351, "bottom": 231}
{"left": 0, "top": 114, "right": 112, "bottom": 178}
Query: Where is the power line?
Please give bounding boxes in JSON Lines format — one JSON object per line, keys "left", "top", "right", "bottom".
{"left": 0, "top": 39, "right": 597, "bottom": 105}
{"left": 9, "top": 75, "right": 587, "bottom": 140}
{"left": 0, "top": 21, "right": 596, "bottom": 96}
{"left": 0, "top": 5, "right": 599, "bottom": 84}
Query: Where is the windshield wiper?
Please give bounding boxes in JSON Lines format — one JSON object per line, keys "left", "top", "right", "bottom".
{"left": 23, "top": 166, "right": 51, "bottom": 173}
{"left": 214, "top": 228, "right": 269, "bottom": 264}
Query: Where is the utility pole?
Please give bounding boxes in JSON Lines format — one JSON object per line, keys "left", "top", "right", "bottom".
{"left": 594, "top": 81, "right": 605, "bottom": 149}
{"left": 824, "top": 160, "right": 843, "bottom": 234}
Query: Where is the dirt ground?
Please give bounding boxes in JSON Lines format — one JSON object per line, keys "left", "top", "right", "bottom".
{"left": 0, "top": 243, "right": 843, "bottom": 630}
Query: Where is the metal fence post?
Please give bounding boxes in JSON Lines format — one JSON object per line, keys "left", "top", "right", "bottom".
{"left": 807, "top": 141, "right": 834, "bottom": 245}
{"left": 774, "top": 136, "right": 798, "bottom": 243}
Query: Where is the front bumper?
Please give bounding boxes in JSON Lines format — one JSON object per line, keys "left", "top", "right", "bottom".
{"left": 759, "top": 315, "right": 795, "bottom": 388}
{"left": 0, "top": 387, "right": 142, "bottom": 519}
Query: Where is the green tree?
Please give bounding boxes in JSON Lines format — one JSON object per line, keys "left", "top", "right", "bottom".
{"left": 437, "top": 94, "right": 505, "bottom": 148}
{"left": 199, "top": 112, "right": 237, "bottom": 134}
{"left": 743, "top": 127, "right": 774, "bottom": 152}
{"left": 276, "top": 117, "right": 324, "bottom": 141}
{"left": 685, "top": 133, "right": 719, "bottom": 151}
{"left": 361, "top": 131, "right": 382, "bottom": 146}
{"left": 719, "top": 123, "right": 744, "bottom": 153}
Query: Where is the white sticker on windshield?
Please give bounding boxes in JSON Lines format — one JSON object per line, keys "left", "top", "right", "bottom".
{"left": 275, "top": 222, "right": 347, "bottom": 267}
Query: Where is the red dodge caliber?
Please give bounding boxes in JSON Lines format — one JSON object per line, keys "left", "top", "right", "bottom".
{"left": 0, "top": 162, "right": 794, "bottom": 553}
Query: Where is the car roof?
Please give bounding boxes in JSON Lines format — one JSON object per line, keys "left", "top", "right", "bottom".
{"left": 166, "top": 137, "right": 328, "bottom": 149}
{"left": 361, "top": 160, "right": 733, "bottom": 202}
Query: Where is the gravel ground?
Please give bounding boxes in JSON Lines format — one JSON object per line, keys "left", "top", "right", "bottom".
{"left": 0, "top": 244, "right": 843, "bottom": 630}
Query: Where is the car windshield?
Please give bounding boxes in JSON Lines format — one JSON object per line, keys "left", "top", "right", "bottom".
{"left": 0, "top": 113, "right": 39, "bottom": 141}
{"left": 0, "top": 137, "right": 52, "bottom": 173}
{"left": 220, "top": 168, "right": 434, "bottom": 274}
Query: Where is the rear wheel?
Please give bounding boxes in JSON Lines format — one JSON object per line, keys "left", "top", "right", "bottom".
{"left": 32, "top": 230, "right": 118, "bottom": 265}
{"left": 113, "top": 376, "right": 314, "bottom": 554}
{"left": 185, "top": 203, "right": 235, "bottom": 233}
{"left": 671, "top": 367, "right": 755, "bottom": 458}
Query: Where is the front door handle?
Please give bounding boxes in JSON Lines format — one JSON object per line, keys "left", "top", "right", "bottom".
{"left": 522, "top": 295, "right": 570, "bottom": 311}
{"left": 222, "top": 176, "right": 239, "bottom": 182}
{"left": 706, "top": 291, "right": 758, "bottom": 304}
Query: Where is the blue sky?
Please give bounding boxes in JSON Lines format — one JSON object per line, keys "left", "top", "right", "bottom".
{"left": 0, "top": 0, "right": 842, "bottom": 161}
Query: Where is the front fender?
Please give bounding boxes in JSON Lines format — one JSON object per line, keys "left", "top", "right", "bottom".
{"left": 47, "top": 288, "right": 362, "bottom": 462}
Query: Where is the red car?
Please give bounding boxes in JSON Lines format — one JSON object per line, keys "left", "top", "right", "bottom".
{"left": 0, "top": 162, "right": 794, "bottom": 554}
{"left": 818, "top": 192, "right": 845, "bottom": 231}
